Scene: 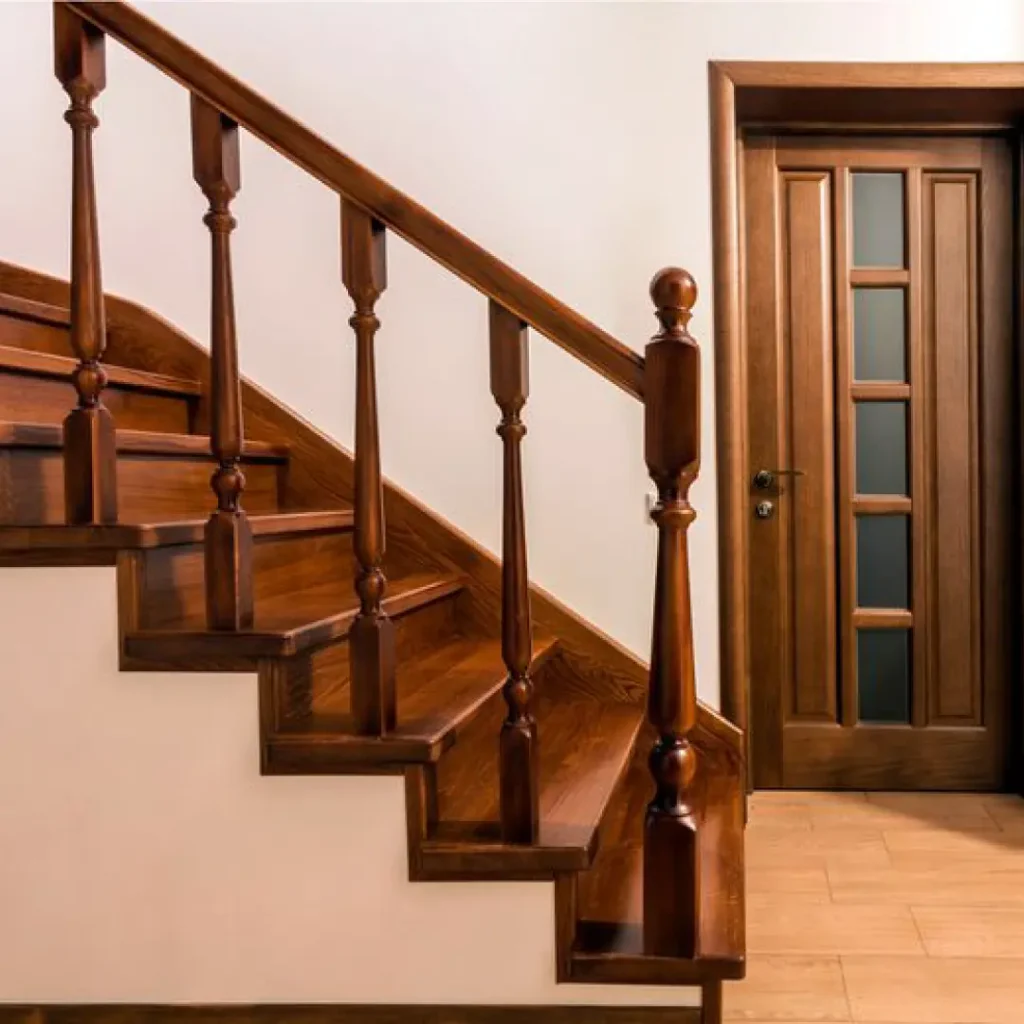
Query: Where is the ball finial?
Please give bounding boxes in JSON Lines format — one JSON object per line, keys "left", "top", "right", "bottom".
{"left": 650, "top": 267, "right": 697, "bottom": 333}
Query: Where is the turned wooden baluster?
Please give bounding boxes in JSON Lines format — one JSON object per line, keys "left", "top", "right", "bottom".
{"left": 342, "top": 200, "right": 395, "bottom": 736}
{"left": 54, "top": 5, "right": 117, "bottom": 525}
{"left": 490, "top": 301, "right": 538, "bottom": 844}
{"left": 191, "top": 95, "right": 253, "bottom": 631}
{"left": 643, "top": 267, "right": 702, "bottom": 959}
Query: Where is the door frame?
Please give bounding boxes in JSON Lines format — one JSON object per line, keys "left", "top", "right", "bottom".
{"left": 709, "top": 61, "right": 1024, "bottom": 789}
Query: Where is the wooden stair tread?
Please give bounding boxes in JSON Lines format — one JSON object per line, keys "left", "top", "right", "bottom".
{"left": 267, "top": 633, "right": 560, "bottom": 767}
{"left": 423, "top": 693, "right": 644, "bottom": 875}
{"left": 0, "top": 421, "right": 288, "bottom": 461}
{"left": 0, "top": 510, "right": 352, "bottom": 552}
{"left": 125, "top": 572, "right": 465, "bottom": 659}
{"left": 0, "top": 343, "right": 201, "bottom": 398}
{"left": 569, "top": 742, "right": 746, "bottom": 984}
{"left": 0, "top": 291, "right": 71, "bottom": 328}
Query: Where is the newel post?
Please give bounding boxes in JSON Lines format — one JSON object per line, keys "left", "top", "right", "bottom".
{"left": 490, "top": 301, "right": 538, "bottom": 844}
{"left": 191, "top": 95, "right": 253, "bottom": 631}
{"left": 54, "top": 4, "right": 117, "bottom": 524}
{"left": 643, "top": 267, "right": 702, "bottom": 958}
{"left": 342, "top": 199, "right": 395, "bottom": 736}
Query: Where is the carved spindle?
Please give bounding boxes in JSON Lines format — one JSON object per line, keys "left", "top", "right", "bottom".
{"left": 342, "top": 200, "right": 395, "bottom": 736}
{"left": 490, "top": 301, "right": 538, "bottom": 844}
{"left": 54, "top": 5, "right": 117, "bottom": 525}
{"left": 191, "top": 95, "right": 252, "bottom": 631}
{"left": 643, "top": 267, "right": 702, "bottom": 959}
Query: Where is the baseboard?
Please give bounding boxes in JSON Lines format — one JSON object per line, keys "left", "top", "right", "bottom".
{"left": 0, "top": 1007, "right": 703, "bottom": 1024}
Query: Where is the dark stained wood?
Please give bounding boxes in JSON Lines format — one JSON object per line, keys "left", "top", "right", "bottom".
{"left": 489, "top": 300, "right": 538, "bottom": 844}
{"left": 266, "top": 634, "right": 560, "bottom": 771}
{"left": 744, "top": 153, "right": 840, "bottom": 786}
{"left": 0, "top": 372, "right": 191, "bottom": 433}
{"left": 740, "top": 137, "right": 784, "bottom": 787}
{"left": 0, "top": 259, "right": 745, "bottom": 775}
{"left": 124, "top": 572, "right": 464, "bottom": 664}
{"left": 302, "top": 586, "right": 462, "bottom": 715}
{"left": 54, "top": 3, "right": 117, "bottom": 525}
{"left": 0, "top": 342, "right": 198, "bottom": 433}
{"left": 712, "top": 62, "right": 1024, "bottom": 792}
{"left": 742, "top": 133, "right": 1013, "bottom": 791}
{"left": 701, "top": 982, "right": 724, "bottom": 1024}
{"left": 0, "top": 421, "right": 284, "bottom": 460}
{"left": 782, "top": 172, "right": 836, "bottom": 721}
{"left": 0, "top": 343, "right": 200, "bottom": 398}
{"left": 0, "top": 291, "right": 71, "bottom": 327}
{"left": 568, "top": 739, "right": 745, "bottom": 986}
{"left": 0, "top": 509, "right": 350, "bottom": 555}
{"left": 64, "top": 1, "right": 644, "bottom": 401}
{"left": 719, "top": 61, "right": 1024, "bottom": 128}
{"left": 924, "top": 172, "right": 981, "bottom": 724}
{"left": 708, "top": 62, "right": 749, "bottom": 748}
{"left": 0, "top": 1005, "right": 701, "bottom": 1024}
{"left": 782, "top": 723, "right": 1004, "bottom": 790}
{"left": 0, "top": 432, "right": 284, "bottom": 527}
{"left": 342, "top": 199, "right": 395, "bottom": 737}
{"left": 424, "top": 690, "right": 643, "bottom": 879}
{"left": 191, "top": 92, "right": 251, "bottom": 631}
{"left": 642, "top": 269, "right": 702, "bottom": 958}
{"left": 0, "top": 309, "right": 76, "bottom": 360}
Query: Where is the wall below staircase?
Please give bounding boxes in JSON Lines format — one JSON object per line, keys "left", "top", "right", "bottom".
{"left": 0, "top": 566, "right": 698, "bottom": 1009}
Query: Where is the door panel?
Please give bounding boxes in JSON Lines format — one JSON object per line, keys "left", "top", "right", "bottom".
{"left": 744, "top": 134, "right": 1014, "bottom": 791}
{"left": 782, "top": 171, "right": 837, "bottom": 723}
{"left": 925, "top": 173, "right": 981, "bottom": 725}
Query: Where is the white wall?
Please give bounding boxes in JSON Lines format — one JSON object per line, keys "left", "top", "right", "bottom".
{"left": 4, "top": 0, "right": 1024, "bottom": 705}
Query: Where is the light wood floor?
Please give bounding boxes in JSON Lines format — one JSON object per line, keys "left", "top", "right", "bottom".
{"left": 726, "top": 790, "right": 1024, "bottom": 1024}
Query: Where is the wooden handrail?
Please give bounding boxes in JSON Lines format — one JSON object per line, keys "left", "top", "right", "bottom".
{"left": 65, "top": 0, "right": 645, "bottom": 401}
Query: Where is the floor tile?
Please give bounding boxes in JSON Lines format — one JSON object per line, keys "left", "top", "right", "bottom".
{"left": 752, "top": 791, "right": 869, "bottom": 808}
{"left": 809, "top": 797, "right": 1001, "bottom": 834}
{"left": 911, "top": 905, "right": 1024, "bottom": 958}
{"left": 723, "top": 954, "right": 852, "bottom": 1021}
{"left": 828, "top": 863, "right": 1024, "bottom": 907}
{"left": 747, "top": 826, "right": 891, "bottom": 871}
{"left": 982, "top": 794, "right": 1024, "bottom": 832}
{"left": 841, "top": 954, "right": 1024, "bottom": 1023}
{"left": 883, "top": 826, "right": 1024, "bottom": 868}
{"left": 740, "top": 793, "right": 1023, "bottom": 1021}
{"left": 748, "top": 897, "right": 923, "bottom": 955}
{"left": 745, "top": 866, "right": 832, "bottom": 897}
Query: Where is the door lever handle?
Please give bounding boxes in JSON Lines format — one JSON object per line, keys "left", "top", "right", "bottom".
{"left": 753, "top": 468, "right": 804, "bottom": 490}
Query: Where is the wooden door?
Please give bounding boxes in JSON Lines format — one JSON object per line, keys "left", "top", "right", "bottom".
{"left": 744, "top": 135, "right": 1015, "bottom": 790}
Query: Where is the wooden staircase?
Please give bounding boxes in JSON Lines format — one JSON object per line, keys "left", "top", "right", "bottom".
{"left": 0, "top": 3, "right": 745, "bottom": 1021}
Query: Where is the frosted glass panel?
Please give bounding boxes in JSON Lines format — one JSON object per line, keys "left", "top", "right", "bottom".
{"left": 853, "top": 173, "right": 904, "bottom": 267}
{"left": 854, "top": 288, "right": 906, "bottom": 381}
{"left": 857, "top": 515, "right": 909, "bottom": 609}
{"left": 858, "top": 629, "right": 911, "bottom": 724}
{"left": 856, "top": 402, "right": 908, "bottom": 496}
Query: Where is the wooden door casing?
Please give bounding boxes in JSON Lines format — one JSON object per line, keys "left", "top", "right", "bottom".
{"left": 744, "top": 134, "right": 1014, "bottom": 791}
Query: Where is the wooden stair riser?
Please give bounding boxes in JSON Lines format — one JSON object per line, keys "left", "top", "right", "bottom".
{"left": 0, "top": 448, "right": 283, "bottom": 524}
{"left": 278, "top": 595, "right": 463, "bottom": 723}
{"left": 0, "top": 370, "right": 194, "bottom": 433}
{"left": 130, "top": 528, "right": 354, "bottom": 631}
{"left": 0, "top": 307, "right": 71, "bottom": 356}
